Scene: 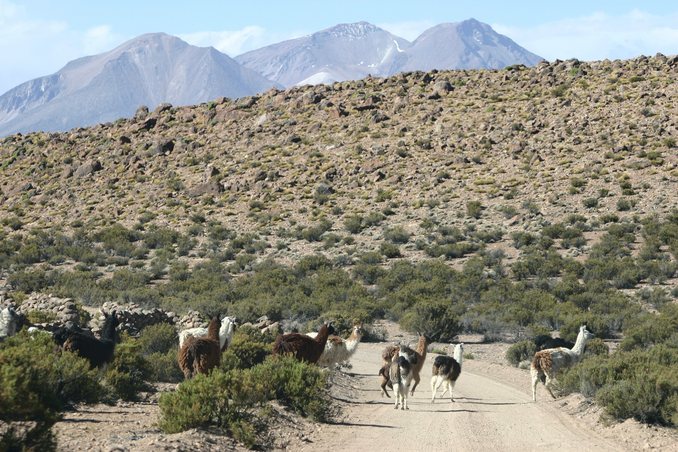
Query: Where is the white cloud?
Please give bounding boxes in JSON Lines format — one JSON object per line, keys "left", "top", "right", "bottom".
{"left": 493, "top": 10, "right": 678, "bottom": 61}
{"left": 181, "top": 26, "right": 280, "bottom": 56}
{"left": 376, "top": 20, "right": 436, "bottom": 41}
{"left": 83, "top": 25, "right": 120, "bottom": 55}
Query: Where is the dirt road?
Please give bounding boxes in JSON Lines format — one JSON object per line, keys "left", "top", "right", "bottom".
{"left": 300, "top": 342, "right": 624, "bottom": 452}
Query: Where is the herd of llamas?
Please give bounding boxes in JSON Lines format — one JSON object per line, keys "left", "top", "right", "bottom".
{"left": 1, "top": 304, "right": 596, "bottom": 411}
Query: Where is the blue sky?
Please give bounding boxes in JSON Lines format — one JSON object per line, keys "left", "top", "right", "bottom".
{"left": 1, "top": 1, "right": 677, "bottom": 94}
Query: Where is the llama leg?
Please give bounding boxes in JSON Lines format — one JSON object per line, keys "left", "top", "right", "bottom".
{"left": 394, "top": 384, "right": 400, "bottom": 409}
{"left": 531, "top": 370, "right": 539, "bottom": 402}
{"left": 403, "top": 391, "right": 408, "bottom": 410}
{"left": 448, "top": 380, "right": 455, "bottom": 402}
{"left": 544, "top": 375, "right": 557, "bottom": 399}
{"left": 431, "top": 376, "right": 438, "bottom": 403}
{"left": 410, "top": 374, "right": 420, "bottom": 396}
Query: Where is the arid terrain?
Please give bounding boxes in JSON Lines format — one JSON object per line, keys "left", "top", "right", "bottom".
{"left": 51, "top": 322, "right": 678, "bottom": 451}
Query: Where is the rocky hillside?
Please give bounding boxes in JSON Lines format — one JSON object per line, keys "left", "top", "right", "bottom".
{"left": 0, "top": 55, "right": 676, "bottom": 267}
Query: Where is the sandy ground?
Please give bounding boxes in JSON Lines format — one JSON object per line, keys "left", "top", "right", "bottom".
{"left": 52, "top": 325, "right": 678, "bottom": 451}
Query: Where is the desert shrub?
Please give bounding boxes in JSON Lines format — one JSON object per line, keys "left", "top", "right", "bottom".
{"left": 343, "top": 214, "right": 364, "bottom": 234}
{"left": 145, "top": 349, "right": 183, "bottom": 383}
{"left": 560, "top": 316, "right": 612, "bottom": 341}
{"left": 252, "top": 356, "right": 332, "bottom": 421}
{"left": 584, "top": 338, "right": 609, "bottom": 357}
{"left": 383, "top": 226, "right": 411, "bottom": 244}
{"left": 143, "top": 226, "right": 180, "bottom": 249}
{"left": 560, "top": 346, "right": 678, "bottom": 425}
{"left": 137, "top": 323, "right": 182, "bottom": 382}
{"left": 100, "top": 337, "right": 152, "bottom": 401}
{"left": 619, "top": 305, "right": 678, "bottom": 351}
{"left": 158, "top": 369, "right": 265, "bottom": 447}
{"left": 137, "top": 323, "right": 177, "bottom": 355}
{"left": 0, "top": 333, "right": 101, "bottom": 420}
{"left": 221, "top": 326, "right": 273, "bottom": 371}
{"left": 363, "top": 211, "right": 385, "bottom": 228}
{"left": 399, "top": 298, "right": 462, "bottom": 341}
{"left": 380, "top": 242, "right": 401, "bottom": 258}
{"left": 159, "top": 356, "right": 332, "bottom": 448}
{"left": 505, "top": 340, "right": 537, "bottom": 367}
{"left": 466, "top": 200, "right": 483, "bottom": 218}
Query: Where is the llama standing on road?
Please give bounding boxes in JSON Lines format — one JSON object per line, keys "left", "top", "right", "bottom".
{"left": 178, "top": 316, "right": 222, "bottom": 379}
{"left": 380, "top": 344, "right": 416, "bottom": 398}
{"left": 431, "top": 343, "right": 464, "bottom": 402}
{"left": 390, "top": 347, "right": 416, "bottom": 410}
{"left": 531, "top": 324, "right": 594, "bottom": 401}
{"left": 409, "top": 333, "right": 431, "bottom": 396}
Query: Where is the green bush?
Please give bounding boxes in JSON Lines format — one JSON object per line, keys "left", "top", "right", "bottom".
{"left": 159, "top": 369, "right": 265, "bottom": 448}
{"left": 101, "top": 337, "right": 152, "bottom": 401}
{"left": 505, "top": 340, "right": 537, "bottom": 367}
{"left": 0, "top": 332, "right": 101, "bottom": 450}
{"left": 159, "top": 355, "right": 333, "bottom": 448}
{"left": 383, "top": 226, "right": 411, "bottom": 244}
{"left": 399, "top": 298, "right": 462, "bottom": 342}
{"left": 137, "top": 323, "right": 177, "bottom": 355}
{"left": 561, "top": 346, "right": 678, "bottom": 425}
{"left": 221, "top": 326, "right": 273, "bottom": 371}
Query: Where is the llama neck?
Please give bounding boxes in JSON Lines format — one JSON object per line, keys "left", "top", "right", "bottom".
{"left": 346, "top": 330, "right": 363, "bottom": 352}
{"left": 570, "top": 329, "right": 589, "bottom": 358}
{"left": 207, "top": 317, "right": 220, "bottom": 341}
{"left": 100, "top": 316, "right": 117, "bottom": 342}
{"left": 315, "top": 324, "right": 331, "bottom": 346}
{"left": 416, "top": 336, "right": 427, "bottom": 359}
{"left": 453, "top": 345, "right": 463, "bottom": 368}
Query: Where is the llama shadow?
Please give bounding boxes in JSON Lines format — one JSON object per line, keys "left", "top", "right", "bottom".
{"left": 327, "top": 420, "right": 396, "bottom": 429}
{"left": 60, "top": 418, "right": 102, "bottom": 423}
{"left": 417, "top": 408, "right": 481, "bottom": 414}
{"left": 460, "top": 400, "right": 528, "bottom": 406}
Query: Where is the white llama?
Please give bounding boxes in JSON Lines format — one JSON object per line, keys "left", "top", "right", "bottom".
{"left": 179, "top": 315, "right": 237, "bottom": 352}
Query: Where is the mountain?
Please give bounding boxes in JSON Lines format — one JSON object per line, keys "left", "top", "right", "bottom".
{"left": 236, "top": 19, "right": 542, "bottom": 88}
{"left": 0, "top": 33, "right": 278, "bottom": 136}
{"left": 235, "top": 22, "right": 410, "bottom": 87}
{"left": 400, "top": 19, "right": 543, "bottom": 71}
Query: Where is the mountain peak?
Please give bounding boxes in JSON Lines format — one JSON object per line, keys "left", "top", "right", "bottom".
{"left": 320, "top": 21, "right": 382, "bottom": 39}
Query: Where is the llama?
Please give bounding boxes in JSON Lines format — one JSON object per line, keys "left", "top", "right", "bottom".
{"left": 430, "top": 343, "right": 464, "bottom": 402}
{"left": 379, "top": 344, "right": 416, "bottom": 398}
{"left": 178, "top": 315, "right": 237, "bottom": 352}
{"left": 390, "top": 348, "right": 415, "bottom": 410}
{"left": 62, "top": 311, "right": 120, "bottom": 368}
{"left": 177, "top": 316, "right": 222, "bottom": 379}
{"left": 409, "top": 332, "right": 431, "bottom": 396}
{"left": 316, "top": 323, "right": 364, "bottom": 368}
{"left": 531, "top": 324, "right": 594, "bottom": 401}
{"left": 272, "top": 323, "right": 335, "bottom": 364}
{"left": 0, "top": 306, "right": 20, "bottom": 341}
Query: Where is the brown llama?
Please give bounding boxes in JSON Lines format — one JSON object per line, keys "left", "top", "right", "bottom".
{"left": 272, "top": 323, "right": 334, "bottom": 364}
{"left": 409, "top": 332, "right": 431, "bottom": 395}
{"left": 178, "top": 316, "right": 222, "bottom": 379}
